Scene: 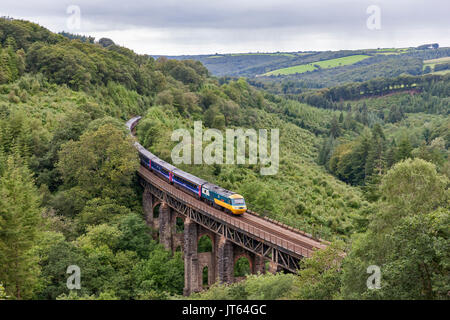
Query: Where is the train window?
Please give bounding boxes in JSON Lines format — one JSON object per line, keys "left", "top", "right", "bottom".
{"left": 139, "top": 155, "right": 149, "bottom": 166}
{"left": 232, "top": 199, "right": 245, "bottom": 205}
{"left": 174, "top": 175, "right": 197, "bottom": 191}
{"left": 152, "top": 162, "right": 169, "bottom": 176}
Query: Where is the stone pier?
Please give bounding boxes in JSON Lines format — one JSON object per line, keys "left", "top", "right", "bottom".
{"left": 142, "top": 186, "right": 280, "bottom": 296}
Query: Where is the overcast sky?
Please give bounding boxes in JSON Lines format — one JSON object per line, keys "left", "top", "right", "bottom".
{"left": 1, "top": 0, "right": 449, "bottom": 55}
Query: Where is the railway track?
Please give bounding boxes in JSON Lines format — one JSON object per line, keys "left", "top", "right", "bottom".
{"left": 239, "top": 214, "right": 325, "bottom": 251}
{"left": 139, "top": 166, "right": 326, "bottom": 258}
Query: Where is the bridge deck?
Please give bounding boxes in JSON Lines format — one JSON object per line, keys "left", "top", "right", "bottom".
{"left": 139, "top": 166, "right": 326, "bottom": 258}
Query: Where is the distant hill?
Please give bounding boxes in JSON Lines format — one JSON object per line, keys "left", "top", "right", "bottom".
{"left": 154, "top": 46, "right": 450, "bottom": 88}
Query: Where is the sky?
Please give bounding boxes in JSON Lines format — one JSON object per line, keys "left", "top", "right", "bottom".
{"left": 1, "top": 0, "right": 449, "bottom": 55}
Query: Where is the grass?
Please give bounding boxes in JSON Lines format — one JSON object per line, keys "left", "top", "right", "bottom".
{"left": 423, "top": 56, "right": 450, "bottom": 71}
{"left": 376, "top": 52, "right": 400, "bottom": 55}
{"left": 263, "top": 55, "right": 371, "bottom": 76}
{"left": 372, "top": 48, "right": 410, "bottom": 55}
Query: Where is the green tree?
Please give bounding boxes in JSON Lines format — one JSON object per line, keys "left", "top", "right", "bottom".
{"left": 76, "top": 198, "right": 132, "bottom": 232}
{"left": 0, "top": 156, "right": 42, "bottom": 299}
{"left": 76, "top": 224, "right": 123, "bottom": 252}
{"left": 204, "top": 105, "right": 220, "bottom": 128}
{"left": 132, "top": 249, "right": 184, "bottom": 297}
{"left": 98, "top": 38, "right": 115, "bottom": 47}
{"left": 385, "top": 140, "right": 397, "bottom": 168}
{"left": 329, "top": 115, "right": 341, "bottom": 138}
{"left": 212, "top": 114, "right": 226, "bottom": 130}
{"left": 244, "top": 273, "right": 297, "bottom": 300}
{"left": 57, "top": 124, "right": 139, "bottom": 206}
{"left": 291, "top": 241, "right": 345, "bottom": 299}
{"left": 341, "top": 159, "right": 449, "bottom": 299}
{"left": 395, "top": 137, "right": 413, "bottom": 162}
{"left": 318, "top": 135, "right": 335, "bottom": 166}
{"left": 365, "top": 124, "right": 386, "bottom": 181}
{"left": 116, "top": 213, "right": 156, "bottom": 259}
{"left": 380, "top": 208, "right": 449, "bottom": 299}
{"left": 0, "top": 282, "right": 7, "bottom": 299}
{"left": 379, "top": 158, "right": 447, "bottom": 219}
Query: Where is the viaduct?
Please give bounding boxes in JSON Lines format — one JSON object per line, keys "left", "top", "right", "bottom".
{"left": 129, "top": 118, "right": 327, "bottom": 296}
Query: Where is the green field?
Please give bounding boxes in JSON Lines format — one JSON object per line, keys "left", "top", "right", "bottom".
{"left": 423, "top": 56, "right": 450, "bottom": 70}
{"left": 376, "top": 51, "right": 401, "bottom": 55}
{"left": 263, "top": 54, "right": 371, "bottom": 76}
{"left": 374, "top": 48, "right": 409, "bottom": 54}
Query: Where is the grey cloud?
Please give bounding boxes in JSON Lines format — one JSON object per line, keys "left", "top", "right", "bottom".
{"left": 2, "top": 0, "right": 448, "bottom": 29}
{"left": 1, "top": 0, "right": 449, "bottom": 54}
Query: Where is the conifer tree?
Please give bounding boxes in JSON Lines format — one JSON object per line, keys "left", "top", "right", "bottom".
{"left": 395, "top": 137, "right": 413, "bottom": 162}
{"left": 318, "top": 135, "right": 335, "bottom": 166}
{"left": 365, "top": 124, "right": 386, "bottom": 178}
{"left": 0, "top": 155, "right": 42, "bottom": 299}
{"left": 386, "top": 139, "right": 397, "bottom": 168}
{"left": 329, "top": 115, "right": 341, "bottom": 138}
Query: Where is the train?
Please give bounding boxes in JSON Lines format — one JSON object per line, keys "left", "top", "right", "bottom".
{"left": 126, "top": 116, "right": 247, "bottom": 215}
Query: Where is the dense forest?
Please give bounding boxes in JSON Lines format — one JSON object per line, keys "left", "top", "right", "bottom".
{"left": 0, "top": 18, "right": 448, "bottom": 300}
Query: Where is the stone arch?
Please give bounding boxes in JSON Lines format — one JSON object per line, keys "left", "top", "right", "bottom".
{"left": 202, "top": 266, "right": 209, "bottom": 287}
{"left": 152, "top": 202, "right": 161, "bottom": 219}
{"left": 197, "top": 233, "right": 213, "bottom": 253}
{"left": 175, "top": 216, "right": 185, "bottom": 233}
{"left": 233, "top": 253, "right": 253, "bottom": 277}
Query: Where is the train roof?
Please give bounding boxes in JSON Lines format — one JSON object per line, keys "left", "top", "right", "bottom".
{"left": 125, "top": 116, "right": 141, "bottom": 131}
{"left": 203, "top": 182, "right": 235, "bottom": 198}
{"left": 151, "top": 155, "right": 177, "bottom": 172}
{"left": 136, "top": 141, "right": 177, "bottom": 173}
{"left": 135, "top": 142, "right": 157, "bottom": 160}
{"left": 172, "top": 168, "right": 208, "bottom": 186}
